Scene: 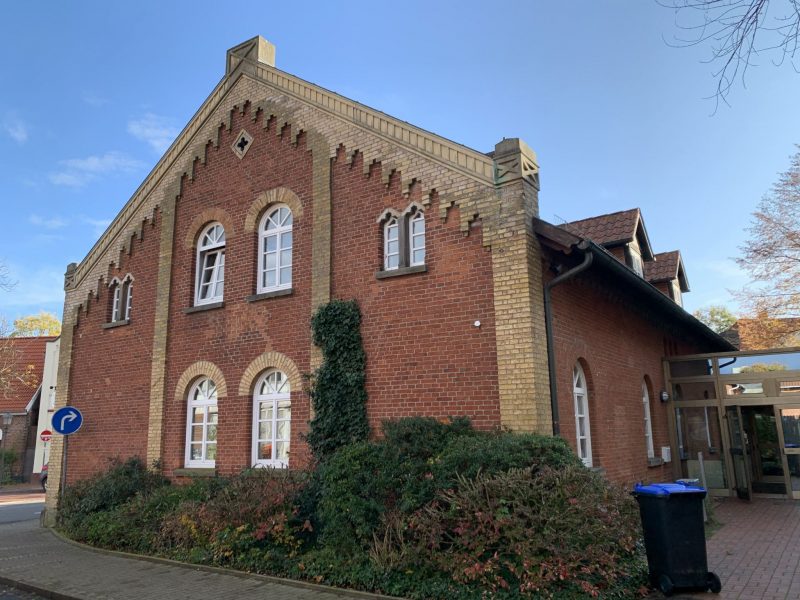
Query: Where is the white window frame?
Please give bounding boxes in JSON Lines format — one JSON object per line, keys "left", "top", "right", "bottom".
{"left": 573, "top": 363, "right": 593, "bottom": 467}
{"left": 252, "top": 370, "right": 291, "bottom": 468}
{"left": 409, "top": 210, "right": 426, "bottom": 267}
{"left": 384, "top": 217, "right": 400, "bottom": 270}
{"left": 184, "top": 377, "right": 218, "bottom": 468}
{"left": 109, "top": 278, "right": 122, "bottom": 322}
{"left": 124, "top": 277, "right": 133, "bottom": 320}
{"left": 258, "top": 205, "right": 293, "bottom": 293}
{"left": 195, "top": 223, "right": 226, "bottom": 306}
{"left": 643, "top": 380, "right": 655, "bottom": 459}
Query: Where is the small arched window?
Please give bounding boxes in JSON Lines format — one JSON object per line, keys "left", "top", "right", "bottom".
{"left": 109, "top": 278, "right": 122, "bottom": 322}
{"left": 258, "top": 205, "right": 293, "bottom": 292}
{"left": 409, "top": 210, "right": 426, "bottom": 266}
{"left": 185, "top": 377, "right": 218, "bottom": 467}
{"left": 384, "top": 216, "right": 400, "bottom": 270}
{"left": 573, "top": 363, "right": 592, "bottom": 467}
{"left": 252, "top": 370, "right": 291, "bottom": 468}
{"left": 643, "top": 379, "right": 655, "bottom": 459}
{"left": 108, "top": 275, "right": 133, "bottom": 323}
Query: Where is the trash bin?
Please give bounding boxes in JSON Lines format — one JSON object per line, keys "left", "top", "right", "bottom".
{"left": 632, "top": 482, "right": 721, "bottom": 596}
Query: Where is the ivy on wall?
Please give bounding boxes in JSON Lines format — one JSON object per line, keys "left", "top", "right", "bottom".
{"left": 306, "top": 299, "right": 369, "bottom": 460}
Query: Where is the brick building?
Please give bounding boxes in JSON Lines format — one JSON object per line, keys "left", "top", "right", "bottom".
{"left": 44, "top": 37, "right": 731, "bottom": 514}
{"left": 0, "top": 336, "right": 55, "bottom": 481}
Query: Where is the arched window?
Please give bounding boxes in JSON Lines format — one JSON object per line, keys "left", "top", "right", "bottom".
{"left": 108, "top": 275, "right": 133, "bottom": 323}
{"left": 258, "top": 205, "right": 293, "bottom": 292}
{"left": 409, "top": 210, "right": 426, "bottom": 266}
{"left": 252, "top": 370, "right": 291, "bottom": 467}
{"left": 573, "top": 363, "right": 592, "bottom": 467}
{"left": 185, "top": 377, "right": 218, "bottom": 467}
{"left": 384, "top": 216, "right": 400, "bottom": 270}
{"left": 195, "top": 223, "right": 225, "bottom": 305}
{"left": 643, "top": 379, "right": 655, "bottom": 459}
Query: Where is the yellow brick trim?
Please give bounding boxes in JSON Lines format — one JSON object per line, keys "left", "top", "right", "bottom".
{"left": 238, "top": 351, "right": 302, "bottom": 396}
{"left": 183, "top": 208, "right": 236, "bottom": 250}
{"left": 243, "top": 187, "right": 304, "bottom": 233}
{"left": 174, "top": 361, "right": 228, "bottom": 401}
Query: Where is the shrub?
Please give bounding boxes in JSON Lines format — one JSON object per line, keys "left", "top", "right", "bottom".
{"left": 409, "top": 464, "right": 645, "bottom": 598}
{"left": 0, "top": 449, "right": 17, "bottom": 483}
{"left": 58, "top": 456, "right": 168, "bottom": 537}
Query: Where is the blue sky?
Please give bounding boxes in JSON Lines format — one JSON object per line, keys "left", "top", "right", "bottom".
{"left": 1, "top": 1, "right": 799, "bottom": 322}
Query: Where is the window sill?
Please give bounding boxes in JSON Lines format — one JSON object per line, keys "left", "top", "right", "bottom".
{"left": 246, "top": 288, "right": 293, "bottom": 303}
{"left": 174, "top": 467, "right": 216, "bottom": 477}
{"left": 102, "top": 319, "right": 130, "bottom": 329}
{"left": 184, "top": 301, "right": 224, "bottom": 314}
{"left": 375, "top": 264, "right": 427, "bottom": 280}
{"left": 647, "top": 457, "right": 664, "bottom": 468}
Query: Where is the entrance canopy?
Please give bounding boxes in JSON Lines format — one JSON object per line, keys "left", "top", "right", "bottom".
{"left": 666, "top": 348, "right": 800, "bottom": 501}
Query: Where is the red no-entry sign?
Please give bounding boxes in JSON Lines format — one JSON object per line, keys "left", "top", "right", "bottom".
{"left": 40, "top": 430, "right": 52, "bottom": 442}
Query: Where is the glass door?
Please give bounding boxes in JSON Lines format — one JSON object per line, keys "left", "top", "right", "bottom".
{"left": 726, "top": 406, "right": 752, "bottom": 500}
{"left": 779, "top": 407, "right": 800, "bottom": 499}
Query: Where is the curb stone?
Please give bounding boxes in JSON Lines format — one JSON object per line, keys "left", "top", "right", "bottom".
{"left": 47, "top": 527, "right": 403, "bottom": 600}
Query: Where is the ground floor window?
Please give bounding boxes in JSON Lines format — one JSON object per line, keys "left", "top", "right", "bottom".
{"left": 573, "top": 362, "right": 592, "bottom": 467}
{"left": 643, "top": 380, "right": 655, "bottom": 459}
{"left": 185, "top": 377, "right": 218, "bottom": 467}
{"left": 252, "top": 370, "right": 291, "bottom": 467}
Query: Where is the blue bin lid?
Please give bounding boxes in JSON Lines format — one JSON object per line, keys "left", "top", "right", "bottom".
{"left": 634, "top": 482, "right": 705, "bottom": 496}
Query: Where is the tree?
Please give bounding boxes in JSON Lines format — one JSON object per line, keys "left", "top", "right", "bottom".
{"left": 693, "top": 304, "right": 738, "bottom": 333}
{"left": 0, "top": 259, "right": 14, "bottom": 292}
{"left": 11, "top": 311, "right": 62, "bottom": 337}
{"left": 737, "top": 146, "right": 800, "bottom": 346}
{"left": 662, "top": 1, "right": 800, "bottom": 104}
{"left": 0, "top": 317, "right": 39, "bottom": 399}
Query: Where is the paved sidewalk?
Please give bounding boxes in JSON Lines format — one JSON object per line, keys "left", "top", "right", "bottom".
{"left": 0, "top": 518, "right": 388, "bottom": 600}
{"left": 688, "top": 498, "right": 800, "bottom": 600}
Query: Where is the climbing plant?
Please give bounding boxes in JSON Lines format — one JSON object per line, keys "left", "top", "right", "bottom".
{"left": 306, "top": 299, "right": 369, "bottom": 460}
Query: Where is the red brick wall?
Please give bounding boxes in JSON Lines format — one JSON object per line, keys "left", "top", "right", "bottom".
{"left": 330, "top": 148, "right": 500, "bottom": 433}
{"left": 549, "top": 267, "right": 704, "bottom": 486}
{"left": 65, "top": 216, "right": 160, "bottom": 483}
{"left": 163, "top": 109, "right": 315, "bottom": 477}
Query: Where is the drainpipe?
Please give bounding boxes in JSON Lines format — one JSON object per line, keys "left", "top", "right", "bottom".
{"left": 543, "top": 243, "right": 593, "bottom": 436}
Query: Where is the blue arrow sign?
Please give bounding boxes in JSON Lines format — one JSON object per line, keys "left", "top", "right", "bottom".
{"left": 52, "top": 407, "right": 83, "bottom": 435}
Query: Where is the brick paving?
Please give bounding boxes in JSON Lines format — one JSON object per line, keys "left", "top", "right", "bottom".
{"left": 0, "top": 517, "right": 387, "bottom": 600}
{"left": 686, "top": 498, "right": 800, "bottom": 600}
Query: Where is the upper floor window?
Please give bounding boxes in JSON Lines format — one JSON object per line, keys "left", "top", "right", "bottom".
{"left": 109, "top": 275, "right": 133, "bottom": 323}
{"left": 258, "top": 205, "right": 293, "bottom": 292}
{"left": 381, "top": 207, "right": 426, "bottom": 271}
{"left": 573, "top": 362, "right": 592, "bottom": 467}
{"left": 185, "top": 377, "right": 218, "bottom": 468}
{"left": 195, "top": 223, "right": 225, "bottom": 305}
{"left": 643, "top": 380, "right": 655, "bottom": 460}
{"left": 252, "top": 370, "right": 291, "bottom": 468}
{"left": 629, "top": 244, "right": 643, "bottom": 277}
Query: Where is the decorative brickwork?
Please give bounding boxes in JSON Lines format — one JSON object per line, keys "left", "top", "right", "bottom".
{"left": 238, "top": 351, "right": 302, "bottom": 396}
{"left": 243, "top": 187, "right": 304, "bottom": 233}
{"left": 183, "top": 207, "right": 236, "bottom": 250}
{"left": 175, "top": 361, "right": 229, "bottom": 401}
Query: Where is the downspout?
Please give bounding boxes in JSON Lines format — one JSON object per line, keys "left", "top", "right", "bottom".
{"left": 543, "top": 244, "right": 593, "bottom": 436}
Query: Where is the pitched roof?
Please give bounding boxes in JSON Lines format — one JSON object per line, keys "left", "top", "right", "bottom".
{"left": 645, "top": 251, "right": 690, "bottom": 291}
{"left": 0, "top": 336, "right": 56, "bottom": 413}
{"left": 561, "top": 208, "right": 641, "bottom": 246}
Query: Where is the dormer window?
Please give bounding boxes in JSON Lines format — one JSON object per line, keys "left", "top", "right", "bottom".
{"left": 671, "top": 279, "right": 683, "bottom": 307}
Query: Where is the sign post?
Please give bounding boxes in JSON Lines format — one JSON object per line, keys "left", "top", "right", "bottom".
{"left": 52, "top": 407, "right": 83, "bottom": 501}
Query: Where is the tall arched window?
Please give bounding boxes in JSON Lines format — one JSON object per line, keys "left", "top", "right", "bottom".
{"left": 185, "top": 377, "right": 218, "bottom": 467}
{"left": 252, "top": 370, "right": 291, "bottom": 467}
{"left": 109, "top": 277, "right": 122, "bottom": 321}
{"left": 258, "top": 205, "right": 293, "bottom": 292}
{"left": 195, "top": 223, "right": 225, "bottom": 305}
{"left": 643, "top": 379, "right": 655, "bottom": 459}
{"left": 384, "top": 216, "right": 400, "bottom": 270}
{"left": 108, "top": 275, "right": 133, "bottom": 323}
{"left": 573, "top": 363, "right": 592, "bottom": 467}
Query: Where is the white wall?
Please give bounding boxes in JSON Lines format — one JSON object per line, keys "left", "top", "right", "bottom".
{"left": 33, "top": 338, "right": 59, "bottom": 474}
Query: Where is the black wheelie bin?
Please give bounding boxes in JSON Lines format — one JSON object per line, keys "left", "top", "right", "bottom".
{"left": 632, "top": 482, "right": 721, "bottom": 596}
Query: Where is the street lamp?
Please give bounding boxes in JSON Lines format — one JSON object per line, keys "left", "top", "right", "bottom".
{"left": 0, "top": 412, "right": 12, "bottom": 489}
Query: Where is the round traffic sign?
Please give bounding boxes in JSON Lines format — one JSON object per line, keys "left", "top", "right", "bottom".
{"left": 40, "top": 429, "right": 52, "bottom": 442}
{"left": 52, "top": 407, "right": 84, "bottom": 435}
